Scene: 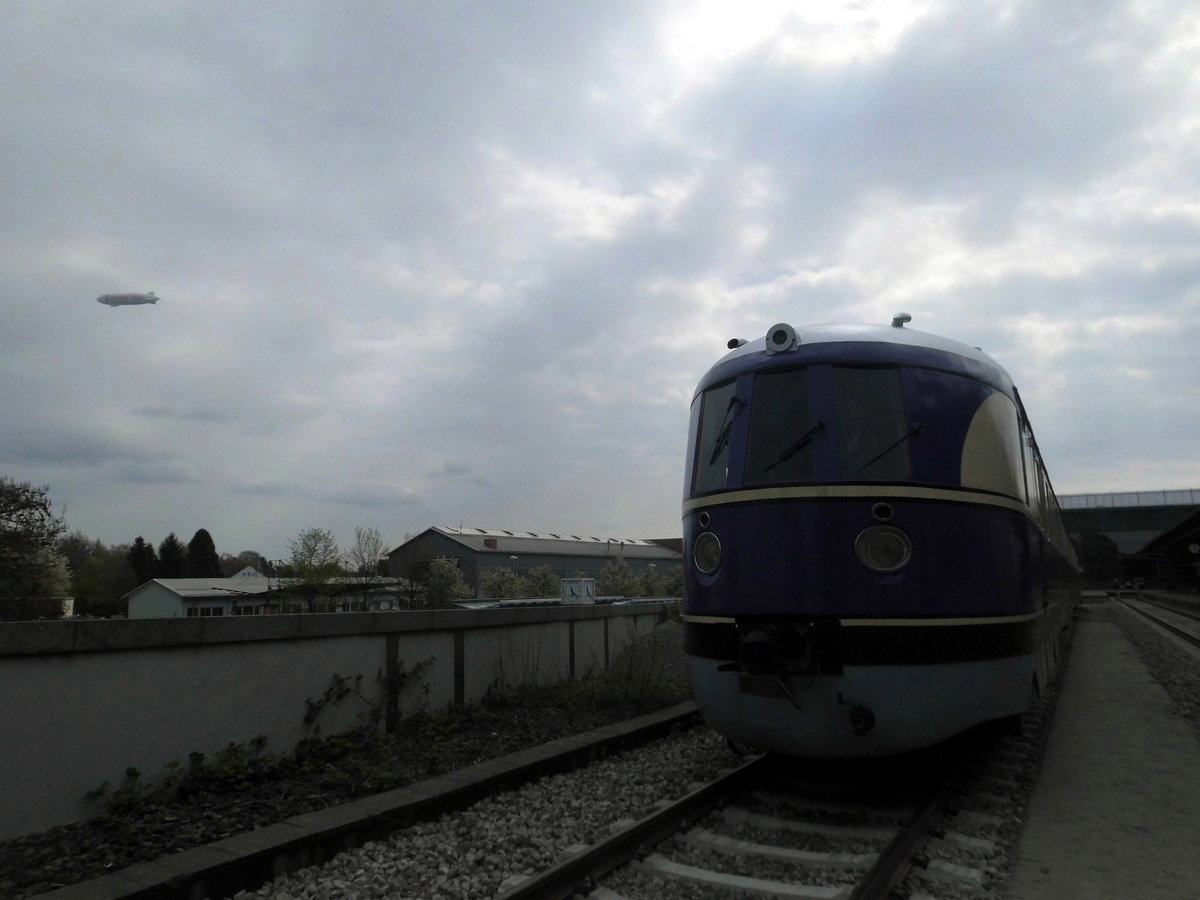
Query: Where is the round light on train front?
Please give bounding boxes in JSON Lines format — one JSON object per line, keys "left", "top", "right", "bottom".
{"left": 854, "top": 525, "right": 912, "bottom": 573}
{"left": 693, "top": 532, "right": 722, "bottom": 575}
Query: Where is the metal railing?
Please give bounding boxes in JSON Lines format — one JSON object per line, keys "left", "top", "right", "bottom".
{"left": 1058, "top": 488, "right": 1200, "bottom": 510}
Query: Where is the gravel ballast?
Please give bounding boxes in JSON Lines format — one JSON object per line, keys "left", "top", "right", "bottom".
{"left": 1103, "top": 596, "right": 1200, "bottom": 736}
{"left": 235, "top": 726, "right": 742, "bottom": 900}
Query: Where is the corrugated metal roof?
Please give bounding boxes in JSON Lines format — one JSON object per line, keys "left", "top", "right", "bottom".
{"left": 146, "top": 576, "right": 273, "bottom": 598}
{"left": 432, "top": 526, "right": 681, "bottom": 559}
{"left": 128, "top": 575, "right": 409, "bottom": 601}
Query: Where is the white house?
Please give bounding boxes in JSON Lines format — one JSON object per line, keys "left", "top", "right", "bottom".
{"left": 124, "top": 574, "right": 413, "bottom": 619}
{"left": 125, "top": 574, "right": 274, "bottom": 619}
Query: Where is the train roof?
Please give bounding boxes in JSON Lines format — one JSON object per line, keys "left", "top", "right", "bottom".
{"left": 694, "top": 317, "right": 1015, "bottom": 397}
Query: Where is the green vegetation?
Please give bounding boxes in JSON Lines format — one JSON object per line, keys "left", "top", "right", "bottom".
{"left": 479, "top": 562, "right": 561, "bottom": 598}
{"left": 1, "top": 620, "right": 691, "bottom": 894}
{"left": 90, "top": 619, "right": 688, "bottom": 819}
{"left": 0, "top": 477, "right": 69, "bottom": 621}
{"left": 2, "top": 473, "right": 682, "bottom": 622}
{"left": 480, "top": 559, "right": 684, "bottom": 600}
{"left": 186, "top": 529, "right": 222, "bottom": 578}
{"left": 497, "top": 618, "right": 688, "bottom": 711}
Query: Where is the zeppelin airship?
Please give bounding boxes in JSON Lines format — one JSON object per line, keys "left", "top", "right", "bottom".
{"left": 97, "top": 291, "right": 158, "bottom": 307}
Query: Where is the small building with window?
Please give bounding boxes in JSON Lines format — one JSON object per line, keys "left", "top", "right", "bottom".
{"left": 125, "top": 574, "right": 275, "bottom": 619}
{"left": 125, "top": 574, "right": 412, "bottom": 618}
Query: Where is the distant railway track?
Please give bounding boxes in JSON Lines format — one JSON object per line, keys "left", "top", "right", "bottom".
{"left": 1121, "top": 597, "right": 1200, "bottom": 650}
{"left": 497, "top": 735, "right": 984, "bottom": 900}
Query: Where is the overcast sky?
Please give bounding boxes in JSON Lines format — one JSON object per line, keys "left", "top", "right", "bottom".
{"left": 3, "top": 1, "right": 1198, "bottom": 561}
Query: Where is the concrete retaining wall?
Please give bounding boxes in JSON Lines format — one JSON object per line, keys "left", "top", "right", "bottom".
{"left": 0, "top": 603, "right": 672, "bottom": 840}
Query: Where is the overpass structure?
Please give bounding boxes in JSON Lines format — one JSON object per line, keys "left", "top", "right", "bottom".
{"left": 1060, "top": 488, "right": 1200, "bottom": 589}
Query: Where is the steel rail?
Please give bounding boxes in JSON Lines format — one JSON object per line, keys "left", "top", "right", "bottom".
{"left": 1121, "top": 599, "right": 1200, "bottom": 650}
{"left": 499, "top": 729, "right": 985, "bottom": 900}
{"left": 494, "top": 753, "right": 772, "bottom": 900}
{"left": 847, "top": 736, "right": 979, "bottom": 900}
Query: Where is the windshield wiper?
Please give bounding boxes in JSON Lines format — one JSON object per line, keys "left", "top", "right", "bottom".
{"left": 708, "top": 395, "right": 742, "bottom": 464}
{"left": 764, "top": 420, "right": 824, "bottom": 473}
{"left": 858, "top": 422, "right": 925, "bottom": 472}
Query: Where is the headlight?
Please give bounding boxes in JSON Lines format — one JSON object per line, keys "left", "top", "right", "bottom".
{"left": 855, "top": 525, "right": 912, "bottom": 573}
{"left": 693, "top": 532, "right": 722, "bottom": 574}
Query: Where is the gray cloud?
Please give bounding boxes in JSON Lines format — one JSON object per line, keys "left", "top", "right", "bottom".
{"left": 3, "top": 0, "right": 1197, "bottom": 557}
{"left": 426, "top": 462, "right": 493, "bottom": 488}
{"left": 132, "top": 406, "right": 233, "bottom": 425}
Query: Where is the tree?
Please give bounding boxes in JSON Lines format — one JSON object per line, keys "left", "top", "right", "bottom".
{"left": 157, "top": 533, "right": 187, "bottom": 578}
{"left": 637, "top": 565, "right": 664, "bottom": 598}
{"left": 239, "top": 549, "right": 270, "bottom": 575}
{"left": 343, "top": 526, "right": 387, "bottom": 610}
{"left": 480, "top": 563, "right": 562, "bottom": 599}
{"left": 346, "top": 526, "right": 387, "bottom": 580}
{"left": 219, "top": 550, "right": 270, "bottom": 577}
{"left": 423, "top": 557, "right": 472, "bottom": 608}
{"left": 633, "top": 563, "right": 682, "bottom": 597}
{"left": 36, "top": 549, "right": 72, "bottom": 601}
{"left": 287, "top": 527, "right": 342, "bottom": 612}
{"left": 597, "top": 558, "right": 639, "bottom": 598}
{"left": 186, "top": 529, "right": 222, "bottom": 578}
{"left": 57, "top": 530, "right": 97, "bottom": 577}
{"left": 0, "top": 477, "right": 68, "bottom": 620}
{"left": 524, "top": 564, "right": 560, "bottom": 598}
{"left": 126, "top": 537, "right": 158, "bottom": 585}
{"left": 387, "top": 532, "right": 430, "bottom": 608}
{"left": 479, "top": 567, "right": 524, "bottom": 599}
{"left": 73, "top": 543, "right": 137, "bottom": 618}
{"left": 661, "top": 563, "right": 684, "bottom": 598}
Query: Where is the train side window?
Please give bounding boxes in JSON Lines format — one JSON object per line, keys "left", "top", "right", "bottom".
{"left": 746, "top": 368, "right": 816, "bottom": 484}
{"left": 692, "top": 379, "right": 740, "bottom": 493}
{"left": 960, "top": 392, "right": 1025, "bottom": 499}
{"left": 1021, "top": 426, "right": 1036, "bottom": 509}
{"left": 834, "top": 366, "right": 911, "bottom": 481}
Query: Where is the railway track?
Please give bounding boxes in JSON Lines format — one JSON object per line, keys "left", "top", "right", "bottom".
{"left": 41, "top": 681, "right": 1061, "bottom": 899}
{"left": 1121, "top": 596, "right": 1200, "bottom": 650}
{"left": 497, "top": 733, "right": 989, "bottom": 900}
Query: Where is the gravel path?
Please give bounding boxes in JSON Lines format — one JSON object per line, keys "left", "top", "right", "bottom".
{"left": 1004, "top": 601, "right": 1200, "bottom": 900}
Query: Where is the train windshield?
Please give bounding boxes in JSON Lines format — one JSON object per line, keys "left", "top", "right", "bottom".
{"left": 746, "top": 368, "right": 817, "bottom": 483}
{"left": 690, "top": 363, "right": 943, "bottom": 493}
{"left": 692, "top": 379, "right": 739, "bottom": 493}
{"left": 834, "top": 366, "right": 911, "bottom": 481}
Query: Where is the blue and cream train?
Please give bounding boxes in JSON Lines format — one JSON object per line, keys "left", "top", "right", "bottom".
{"left": 682, "top": 315, "right": 1080, "bottom": 757}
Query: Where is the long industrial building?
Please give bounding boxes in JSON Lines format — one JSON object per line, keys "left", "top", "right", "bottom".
{"left": 387, "top": 526, "right": 682, "bottom": 598}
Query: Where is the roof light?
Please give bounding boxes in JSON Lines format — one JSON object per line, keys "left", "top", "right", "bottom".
{"left": 765, "top": 322, "right": 798, "bottom": 353}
